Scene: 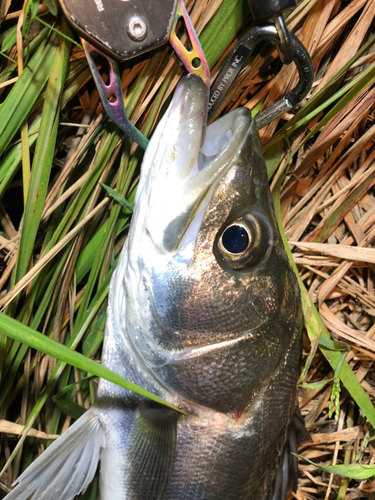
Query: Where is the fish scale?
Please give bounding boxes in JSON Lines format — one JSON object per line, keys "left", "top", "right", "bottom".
{"left": 5, "top": 75, "right": 302, "bottom": 500}
{"left": 163, "top": 335, "right": 301, "bottom": 499}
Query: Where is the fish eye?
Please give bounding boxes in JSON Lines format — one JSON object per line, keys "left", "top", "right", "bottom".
{"left": 217, "top": 214, "right": 271, "bottom": 269}
{"left": 221, "top": 224, "right": 250, "bottom": 255}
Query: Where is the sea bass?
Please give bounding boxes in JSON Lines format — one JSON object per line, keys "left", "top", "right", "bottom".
{"left": 5, "top": 74, "right": 302, "bottom": 500}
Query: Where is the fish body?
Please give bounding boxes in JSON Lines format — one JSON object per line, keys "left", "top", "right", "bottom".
{"left": 5, "top": 75, "right": 301, "bottom": 500}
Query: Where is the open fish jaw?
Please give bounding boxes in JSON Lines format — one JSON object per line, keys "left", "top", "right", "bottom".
{"left": 128, "top": 74, "right": 252, "bottom": 255}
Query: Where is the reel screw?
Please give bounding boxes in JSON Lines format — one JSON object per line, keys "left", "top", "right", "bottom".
{"left": 127, "top": 16, "right": 148, "bottom": 41}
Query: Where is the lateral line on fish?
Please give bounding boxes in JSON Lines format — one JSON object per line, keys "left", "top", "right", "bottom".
{"left": 156, "top": 330, "right": 259, "bottom": 363}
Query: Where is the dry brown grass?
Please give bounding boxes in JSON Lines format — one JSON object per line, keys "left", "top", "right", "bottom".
{"left": 0, "top": 1, "right": 375, "bottom": 499}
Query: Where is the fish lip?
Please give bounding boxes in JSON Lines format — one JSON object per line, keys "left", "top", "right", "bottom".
{"left": 168, "top": 73, "right": 207, "bottom": 124}
{"left": 173, "top": 106, "right": 253, "bottom": 254}
{"left": 141, "top": 74, "right": 253, "bottom": 255}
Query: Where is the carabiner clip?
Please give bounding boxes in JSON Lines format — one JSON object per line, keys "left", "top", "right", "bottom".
{"left": 273, "top": 15, "right": 294, "bottom": 64}
{"left": 207, "top": 23, "right": 314, "bottom": 128}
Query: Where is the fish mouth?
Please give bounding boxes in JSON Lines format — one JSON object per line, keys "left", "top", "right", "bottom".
{"left": 140, "top": 74, "right": 252, "bottom": 254}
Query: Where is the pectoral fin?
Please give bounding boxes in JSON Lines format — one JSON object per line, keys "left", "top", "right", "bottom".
{"left": 127, "top": 406, "right": 177, "bottom": 500}
{"left": 5, "top": 409, "right": 104, "bottom": 500}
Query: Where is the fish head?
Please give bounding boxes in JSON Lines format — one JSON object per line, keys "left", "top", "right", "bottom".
{"left": 116, "top": 74, "right": 301, "bottom": 413}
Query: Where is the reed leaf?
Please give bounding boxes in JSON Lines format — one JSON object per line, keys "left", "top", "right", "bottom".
{"left": 0, "top": 312, "right": 179, "bottom": 411}
{"left": 11, "top": 19, "right": 72, "bottom": 300}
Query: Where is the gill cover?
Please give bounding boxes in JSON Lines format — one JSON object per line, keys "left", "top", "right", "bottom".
{"left": 121, "top": 75, "right": 301, "bottom": 415}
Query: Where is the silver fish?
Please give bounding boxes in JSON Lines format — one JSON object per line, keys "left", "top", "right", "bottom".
{"left": 5, "top": 74, "right": 302, "bottom": 500}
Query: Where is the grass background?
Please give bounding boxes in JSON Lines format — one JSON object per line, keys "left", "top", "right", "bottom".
{"left": 0, "top": 0, "right": 375, "bottom": 498}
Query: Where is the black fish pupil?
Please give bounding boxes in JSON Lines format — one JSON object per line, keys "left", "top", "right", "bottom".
{"left": 222, "top": 225, "right": 249, "bottom": 254}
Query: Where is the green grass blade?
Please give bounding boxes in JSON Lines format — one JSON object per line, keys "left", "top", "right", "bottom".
{"left": 200, "top": 0, "right": 250, "bottom": 68}
{"left": 0, "top": 28, "right": 56, "bottom": 154}
{"left": 293, "top": 454, "right": 375, "bottom": 480}
{"left": 0, "top": 312, "right": 180, "bottom": 412}
{"left": 53, "top": 398, "right": 87, "bottom": 420}
{"left": 11, "top": 21, "right": 72, "bottom": 294}
{"left": 100, "top": 183, "right": 133, "bottom": 211}
{"left": 272, "top": 179, "right": 375, "bottom": 428}
{"left": 0, "top": 26, "right": 49, "bottom": 85}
